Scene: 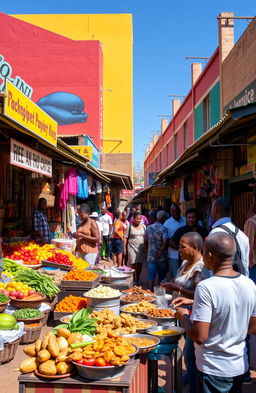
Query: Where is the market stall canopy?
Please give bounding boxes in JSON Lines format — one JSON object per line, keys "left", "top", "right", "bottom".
{"left": 99, "top": 169, "right": 133, "bottom": 190}
{"left": 129, "top": 185, "right": 152, "bottom": 204}
{"left": 154, "top": 102, "right": 256, "bottom": 185}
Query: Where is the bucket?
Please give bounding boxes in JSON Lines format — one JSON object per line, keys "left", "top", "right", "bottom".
{"left": 85, "top": 295, "right": 120, "bottom": 308}
{"left": 52, "top": 238, "right": 74, "bottom": 251}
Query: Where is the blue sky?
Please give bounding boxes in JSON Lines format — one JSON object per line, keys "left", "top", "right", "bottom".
{"left": 1, "top": 1, "right": 255, "bottom": 168}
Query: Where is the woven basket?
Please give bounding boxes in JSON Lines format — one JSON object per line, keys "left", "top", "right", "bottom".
{"left": 0, "top": 300, "right": 9, "bottom": 312}
{"left": 0, "top": 338, "right": 20, "bottom": 364}
{"left": 20, "top": 323, "right": 43, "bottom": 344}
{"left": 10, "top": 294, "right": 46, "bottom": 309}
{"left": 41, "top": 310, "right": 51, "bottom": 325}
{"left": 60, "top": 275, "right": 100, "bottom": 290}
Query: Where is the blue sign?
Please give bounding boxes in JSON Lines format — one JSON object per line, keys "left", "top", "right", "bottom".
{"left": 149, "top": 172, "right": 159, "bottom": 185}
{"left": 85, "top": 135, "right": 100, "bottom": 168}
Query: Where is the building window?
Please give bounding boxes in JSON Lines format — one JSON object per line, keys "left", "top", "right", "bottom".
{"left": 174, "top": 134, "right": 178, "bottom": 161}
{"left": 183, "top": 121, "right": 188, "bottom": 150}
{"left": 203, "top": 95, "right": 210, "bottom": 133}
{"left": 159, "top": 152, "right": 162, "bottom": 171}
{"left": 166, "top": 143, "right": 169, "bottom": 165}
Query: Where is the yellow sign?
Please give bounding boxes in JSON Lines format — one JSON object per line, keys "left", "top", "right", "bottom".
{"left": 248, "top": 135, "right": 256, "bottom": 165}
{"left": 151, "top": 186, "right": 171, "bottom": 197}
{"left": 71, "top": 145, "right": 93, "bottom": 161}
{"left": 4, "top": 80, "right": 57, "bottom": 146}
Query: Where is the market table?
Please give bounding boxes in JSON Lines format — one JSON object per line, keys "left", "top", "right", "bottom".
{"left": 18, "top": 359, "right": 148, "bottom": 393}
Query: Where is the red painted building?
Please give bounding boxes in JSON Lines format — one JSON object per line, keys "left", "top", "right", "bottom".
{"left": 0, "top": 13, "right": 102, "bottom": 148}
{"left": 144, "top": 48, "right": 220, "bottom": 187}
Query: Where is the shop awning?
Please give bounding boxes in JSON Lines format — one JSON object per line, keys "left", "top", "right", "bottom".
{"left": 154, "top": 102, "right": 256, "bottom": 184}
{"left": 99, "top": 169, "right": 133, "bottom": 190}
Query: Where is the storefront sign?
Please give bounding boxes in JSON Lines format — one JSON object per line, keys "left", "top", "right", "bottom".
{"left": 120, "top": 189, "right": 134, "bottom": 196}
{"left": 248, "top": 135, "right": 256, "bottom": 165}
{"left": 224, "top": 79, "right": 256, "bottom": 114}
{"left": 149, "top": 172, "right": 159, "bottom": 185}
{"left": 10, "top": 139, "right": 52, "bottom": 177}
{"left": 71, "top": 145, "right": 93, "bottom": 161}
{"left": 85, "top": 135, "right": 100, "bottom": 168}
{"left": 150, "top": 186, "right": 170, "bottom": 197}
{"left": 4, "top": 80, "right": 57, "bottom": 147}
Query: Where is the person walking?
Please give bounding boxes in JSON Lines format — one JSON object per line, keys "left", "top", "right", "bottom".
{"left": 175, "top": 232, "right": 256, "bottom": 393}
{"left": 32, "top": 198, "right": 51, "bottom": 244}
{"left": 124, "top": 211, "right": 146, "bottom": 284}
{"left": 164, "top": 203, "right": 186, "bottom": 278}
{"left": 210, "top": 197, "right": 249, "bottom": 276}
{"left": 90, "top": 212, "right": 103, "bottom": 265}
{"left": 73, "top": 204, "right": 100, "bottom": 265}
{"left": 112, "top": 211, "right": 124, "bottom": 267}
{"left": 144, "top": 211, "right": 168, "bottom": 291}
{"left": 129, "top": 205, "right": 149, "bottom": 226}
{"left": 99, "top": 206, "right": 112, "bottom": 261}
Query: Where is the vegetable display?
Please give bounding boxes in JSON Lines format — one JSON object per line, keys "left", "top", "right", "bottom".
{"left": 13, "top": 309, "right": 42, "bottom": 319}
{"left": 63, "top": 271, "right": 98, "bottom": 281}
{"left": 55, "top": 308, "right": 98, "bottom": 336}
{"left": 14, "top": 269, "right": 60, "bottom": 298}
{"left": 85, "top": 285, "right": 121, "bottom": 298}
{"left": 0, "top": 293, "right": 9, "bottom": 303}
{"left": 0, "top": 313, "right": 19, "bottom": 330}
{"left": 5, "top": 282, "right": 33, "bottom": 297}
{"left": 55, "top": 296, "right": 87, "bottom": 313}
{"left": 46, "top": 252, "right": 73, "bottom": 266}
{"left": 38, "top": 269, "right": 67, "bottom": 286}
{"left": 3, "top": 258, "right": 26, "bottom": 274}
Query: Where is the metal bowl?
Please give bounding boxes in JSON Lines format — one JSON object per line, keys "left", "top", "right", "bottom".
{"left": 120, "top": 294, "right": 156, "bottom": 305}
{"left": 121, "top": 333, "right": 160, "bottom": 354}
{"left": 146, "top": 325, "right": 185, "bottom": 344}
{"left": 120, "top": 304, "right": 151, "bottom": 318}
{"left": 72, "top": 360, "right": 129, "bottom": 380}
{"left": 135, "top": 318, "right": 158, "bottom": 333}
{"left": 144, "top": 309, "right": 176, "bottom": 326}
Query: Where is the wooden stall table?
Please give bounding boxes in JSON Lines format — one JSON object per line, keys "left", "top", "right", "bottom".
{"left": 18, "top": 359, "right": 148, "bottom": 393}
{"left": 148, "top": 343, "right": 182, "bottom": 393}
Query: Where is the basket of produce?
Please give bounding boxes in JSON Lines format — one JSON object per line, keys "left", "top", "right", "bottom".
{"left": 60, "top": 270, "right": 100, "bottom": 290}
{"left": 145, "top": 308, "right": 176, "bottom": 326}
{"left": 120, "top": 300, "right": 157, "bottom": 318}
{"left": 54, "top": 295, "right": 87, "bottom": 320}
{"left": 121, "top": 333, "right": 160, "bottom": 354}
{"left": 72, "top": 334, "right": 138, "bottom": 380}
{"left": 42, "top": 260, "right": 73, "bottom": 271}
{"left": 123, "top": 286, "right": 154, "bottom": 295}
{"left": 134, "top": 318, "right": 158, "bottom": 333}
{"left": 42, "top": 252, "right": 74, "bottom": 271}
{"left": 20, "top": 322, "right": 43, "bottom": 344}
{"left": 0, "top": 338, "right": 20, "bottom": 364}
{"left": 120, "top": 293, "right": 155, "bottom": 304}
{"left": 146, "top": 326, "right": 185, "bottom": 344}
{"left": 10, "top": 292, "right": 46, "bottom": 309}
{"left": 13, "top": 308, "right": 43, "bottom": 323}
{"left": 13, "top": 268, "right": 60, "bottom": 299}
{"left": 0, "top": 293, "right": 10, "bottom": 312}
{"left": 41, "top": 310, "right": 51, "bottom": 325}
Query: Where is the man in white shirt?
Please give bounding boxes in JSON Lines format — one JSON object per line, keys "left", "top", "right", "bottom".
{"left": 210, "top": 197, "right": 249, "bottom": 277}
{"left": 176, "top": 232, "right": 256, "bottom": 393}
{"left": 164, "top": 204, "right": 186, "bottom": 278}
{"left": 99, "top": 206, "right": 112, "bottom": 261}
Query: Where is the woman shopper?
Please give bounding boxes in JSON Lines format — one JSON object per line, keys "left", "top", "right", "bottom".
{"left": 124, "top": 211, "right": 146, "bottom": 284}
{"left": 162, "top": 232, "right": 208, "bottom": 393}
{"left": 112, "top": 211, "right": 125, "bottom": 267}
{"left": 73, "top": 204, "right": 100, "bottom": 265}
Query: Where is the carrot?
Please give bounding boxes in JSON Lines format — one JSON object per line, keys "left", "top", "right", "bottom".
{"left": 55, "top": 295, "right": 87, "bottom": 312}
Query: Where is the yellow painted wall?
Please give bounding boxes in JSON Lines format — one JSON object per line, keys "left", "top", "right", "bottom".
{"left": 12, "top": 14, "right": 133, "bottom": 156}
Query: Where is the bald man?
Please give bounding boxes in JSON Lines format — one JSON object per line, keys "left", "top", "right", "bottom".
{"left": 176, "top": 232, "right": 256, "bottom": 393}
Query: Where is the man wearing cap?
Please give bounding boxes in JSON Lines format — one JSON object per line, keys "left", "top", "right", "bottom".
{"left": 90, "top": 212, "right": 103, "bottom": 264}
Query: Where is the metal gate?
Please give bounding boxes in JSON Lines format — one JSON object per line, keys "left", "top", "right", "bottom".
{"left": 232, "top": 192, "right": 253, "bottom": 229}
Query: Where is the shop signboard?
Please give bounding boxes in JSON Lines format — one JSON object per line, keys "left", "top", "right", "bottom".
{"left": 85, "top": 135, "right": 100, "bottom": 168}
{"left": 4, "top": 80, "right": 57, "bottom": 147}
{"left": 149, "top": 172, "right": 159, "bottom": 185}
{"left": 224, "top": 79, "right": 256, "bottom": 114}
{"left": 248, "top": 135, "right": 256, "bottom": 165}
{"left": 10, "top": 139, "right": 52, "bottom": 177}
{"left": 70, "top": 145, "right": 93, "bottom": 161}
{"left": 150, "top": 186, "right": 170, "bottom": 197}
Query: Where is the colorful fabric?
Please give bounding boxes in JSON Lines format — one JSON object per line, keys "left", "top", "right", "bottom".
{"left": 66, "top": 168, "right": 78, "bottom": 195}
{"left": 78, "top": 172, "right": 89, "bottom": 199}
{"left": 112, "top": 219, "right": 124, "bottom": 239}
{"left": 144, "top": 222, "right": 168, "bottom": 262}
{"left": 32, "top": 209, "right": 51, "bottom": 243}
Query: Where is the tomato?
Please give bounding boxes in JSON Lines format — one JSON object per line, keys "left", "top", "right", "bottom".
{"left": 83, "top": 358, "right": 96, "bottom": 366}
{"left": 16, "top": 291, "right": 25, "bottom": 299}
{"left": 76, "top": 359, "right": 84, "bottom": 365}
{"left": 10, "top": 290, "right": 17, "bottom": 297}
{"left": 95, "top": 358, "right": 106, "bottom": 367}
{"left": 28, "top": 290, "right": 36, "bottom": 296}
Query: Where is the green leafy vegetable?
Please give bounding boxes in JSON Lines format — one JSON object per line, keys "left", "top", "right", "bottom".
{"left": 54, "top": 308, "right": 98, "bottom": 336}
{"left": 14, "top": 269, "right": 60, "bottom": 298}
{"left": 13, "top": 308, "right": 42, "bottom": 319}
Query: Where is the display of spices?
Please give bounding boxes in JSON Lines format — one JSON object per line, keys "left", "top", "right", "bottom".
{"left": 63, "top": 270, "right": 98, "bottom": 281}
{"left": 55, "top": 295, "right": 87, "bottom": 313}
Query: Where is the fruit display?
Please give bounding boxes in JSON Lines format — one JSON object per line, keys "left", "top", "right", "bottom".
{"left": 55, "top": 296, "right": 87, "bottom": 313}
{"left": 3, "top": 243, "right": 55, "bottom": 264}
{"left": 122, "top": 300, "right": 156, "bottom": 314}
{"left": 0, "top": 313, "right": 19, "bottom": 330}
{"left": 63, "top": 271, "right": 98, "bottom": 281}
{"left": 13, "top": 309, "right": 42, "bottom": 320}
{"left": 56, "top": 250, "right": 90, "bottom": 270}
{"left": 5, "top": 282, "right": 33, "bottom": 297}
{"left": 90, "top": 308, "right": 152, "bottom": 335}
{"left": 14, "top": 268, "right": 60, "bottom": 298}
{"left": 55, "top": 308, "right": 97, "bottom": 336}
{"left": 85, "top": 285, "right": 121, "bottom": 298}
{"left": 46, "top": 252, "right": 73, "bottom": 266}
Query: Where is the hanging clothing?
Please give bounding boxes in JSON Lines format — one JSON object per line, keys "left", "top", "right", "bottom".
{"left": 78, "top": 172, "right": 89, "bottom": 199}
{"left": 66, "top": 168, "right": 78, "bottom": 195}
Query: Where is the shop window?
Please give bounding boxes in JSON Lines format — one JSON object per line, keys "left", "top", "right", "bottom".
{"left": 203, "top": 95, "right": 210, "bottom": 133}
{"left": 183, "top": 121, "right": 188, "bottom": 150}
{"left": 174, "top": 134, "right": 178, "bottom": 160}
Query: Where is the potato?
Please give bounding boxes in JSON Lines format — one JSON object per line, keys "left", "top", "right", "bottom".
{"left": 56, "top": 337, "right": 68, "bottom": 351}
{"left": 37, "top": 349, "right": 51, "bottom": 363}
{"left": 19, "top": 357, "right": 39, "bottom": 373}
{"left": 41, "top": 333, "right": 50, "bottom": 350}
{"left": 57, "top": 328, "right": 71, "bottom": 339}
{"left": 48, "top": 336, "right": 60, "bottom": 358}
{"left": 23, "top": 344, "right": 36, "bottom": 357}
{"left": 39, "top": 360, "right": 57, "bottom": 376}
{"left": 35, "top": 339, "right": 42, "bottom": 353}
{"left": 56, "top": 362, "right": 73, "bottom": 375}
{"left": 67, "top": 333, "right": 82, "bottom": 345}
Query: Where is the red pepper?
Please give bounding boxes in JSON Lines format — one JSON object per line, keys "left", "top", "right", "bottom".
{"left": 83, "top": 358, "right": 96, "bottom": 366}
